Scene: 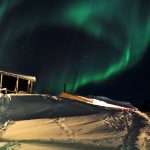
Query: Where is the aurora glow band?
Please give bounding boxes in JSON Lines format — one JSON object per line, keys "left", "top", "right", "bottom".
{"left": 0, "top": 0, "right": 150, "bottom": 93}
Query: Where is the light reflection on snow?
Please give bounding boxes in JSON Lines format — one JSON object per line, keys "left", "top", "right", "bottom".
{"left": 91, "top": 99, "right": 129, "bottom": 110}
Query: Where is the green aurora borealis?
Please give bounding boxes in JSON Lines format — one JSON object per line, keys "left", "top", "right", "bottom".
{"left": 0, "top": 0, "right": 150, "bottom": 94}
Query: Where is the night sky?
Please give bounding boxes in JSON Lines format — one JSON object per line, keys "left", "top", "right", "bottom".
{"left": 0, "top": 0, "right": 150, "bottom": 105}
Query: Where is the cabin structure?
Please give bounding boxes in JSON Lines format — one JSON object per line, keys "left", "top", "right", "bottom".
{"left": 0, "top": 70, "right": 36, "bottom": 94}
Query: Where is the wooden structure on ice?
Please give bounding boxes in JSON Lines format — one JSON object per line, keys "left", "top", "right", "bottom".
{"left": 0, "top": 70, "right": 36, "bottom": 94}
